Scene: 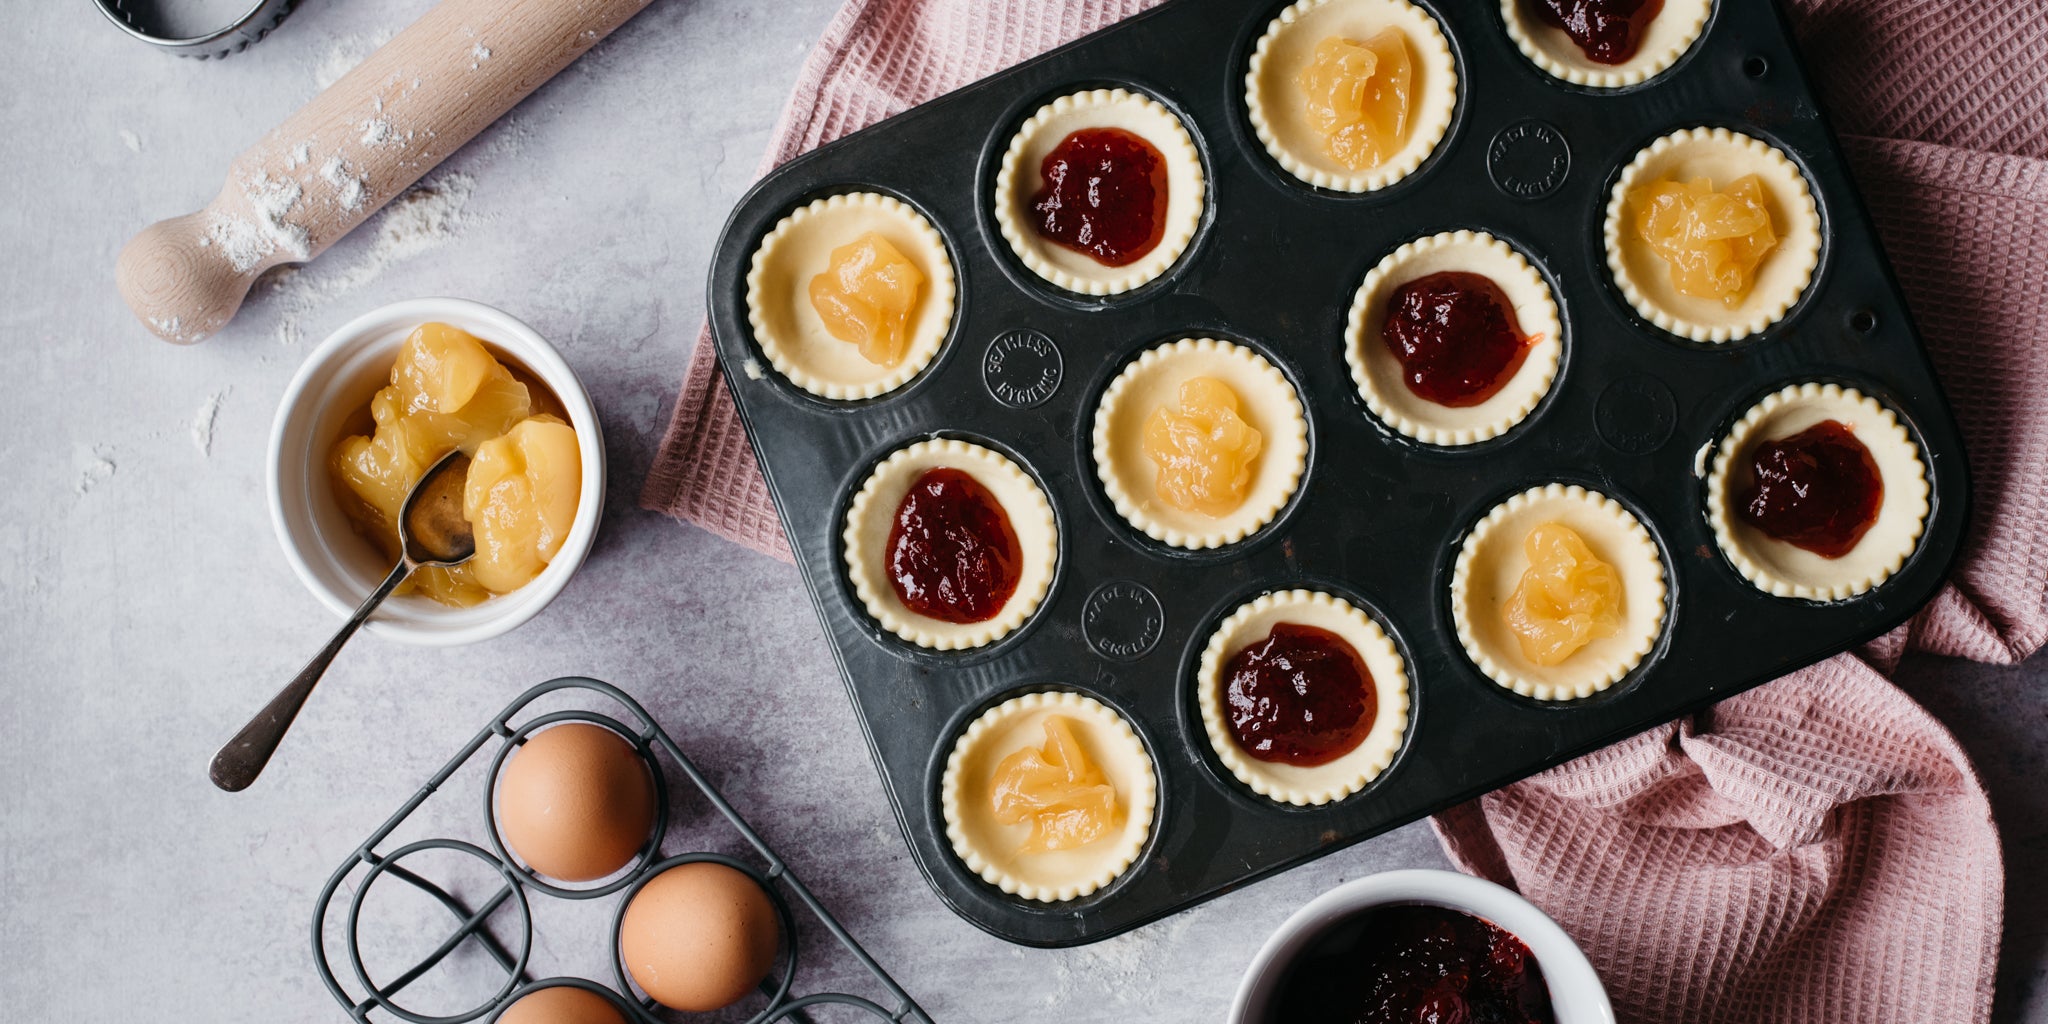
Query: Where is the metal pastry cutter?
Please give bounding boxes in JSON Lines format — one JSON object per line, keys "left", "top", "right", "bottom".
{"left": 94, "top": 0, "right": 298, "bottom": 59}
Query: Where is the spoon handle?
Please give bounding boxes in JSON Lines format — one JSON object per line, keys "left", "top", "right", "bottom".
{"left": 209, "top": 560, "right": 410, "bottom": 792}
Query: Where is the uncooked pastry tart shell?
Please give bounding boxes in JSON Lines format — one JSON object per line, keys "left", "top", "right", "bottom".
{"left": 1452, "top": 484, "right": 1667, "bottom": 700}
{"left": 1197, "top": 590, "right": 1410, "bottom": 806}
{"left": 842, "top": 439, "right": 1057, "bottom": 650}
{"left": 1605, "top": 127, "right": 1821, "bottom": 343}
{"left": 1707, "top": 383, "right": 1929, "bottom": 601}
{"left": 746, "top": 192, "right": 957, "bottom": 400}
{"left": 1501, "top": 0, "right": 1711, "bottom": 89}
{"left": 1245, "top": 0, "right": 1459, "bottom": 192}
{"left": 994, "top": 88, "right": 1205, "bottom": 295}
{"left": 1345, "top": 230, "right": 1563, "bottom": 445}
{"left": 941, "top": 691, "right": 1157, "bottom": 903}
{"left": 1093, "top": 338, "right": 1309, "bottom": 549}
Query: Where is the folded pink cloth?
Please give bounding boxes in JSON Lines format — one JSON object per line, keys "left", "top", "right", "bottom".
{"left": 643, "top": 1, "right": 2045, "bottom": 1019}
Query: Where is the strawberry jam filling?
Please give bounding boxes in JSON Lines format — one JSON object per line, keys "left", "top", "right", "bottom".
{"left": 1381, "top": 271, "right": 1533, "bottom": 408}
{"left": 1029, "top": 127, "right": 1169, "bottom": 268}
{"left": 1527, "top": 0, "right": 1665, "bottom": 65}
{"left": 1736, "top": 419, "right": 1884, "bottom": 559}
{"left": 886, "top": 468, "right": 1022, "bottom": 624}
{"left": 1223, "top": 623, "right": 1376, "bottom": 767}
{"left": 1273, "top": 904, "right": 1557, "bottom": 1024}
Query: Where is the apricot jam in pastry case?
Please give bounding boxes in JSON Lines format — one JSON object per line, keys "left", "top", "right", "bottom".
{"left": 1453, "top": 486, "right": 1666, "bottom": 700}
{"left": 1094, "top": 338, "right": 1307, "bottom": 550}
{"left": 943, "top": 692, "right": 1156, "bottom": 902}
{"left": 748, "top": 192, "right": 955, "bottom": 399}
{"left": 1503, "top": 522, "right": 1625, "bottom": 667}
{"left": 1247, "top": 0, "right": 1457, "bottom": 192}
{"left": 330, "top": 323, "right": 581, "bottom": 606}
{"left": 1606, "top": 128, "right": 1821, "bottom": 343}
{"left": 1632, "top": 173, "right": 1780, "bottom": 306}
{"left": 989, "top": 714, "right": 1123, "bottom": 853}
{"left": 1296, "top": 30, "right": 1414, "bottom": 172}
{"left": 808, "top": 231, "right": 926, "bottom": 368}
{"left": 702, "top": 0, "right": 1970, "bottom": 947}
{"left": 1140, "top": 376, "right": 1266, "bottom": 517}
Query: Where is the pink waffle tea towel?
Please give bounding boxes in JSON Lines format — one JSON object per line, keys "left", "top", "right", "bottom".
{"left": 644, "top": 2, "right": 2047, "bottom": 1021}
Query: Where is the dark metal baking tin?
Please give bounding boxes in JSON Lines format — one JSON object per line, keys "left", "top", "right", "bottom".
{"left": 701, "top": 0, "right": 1970, "bottom": 947}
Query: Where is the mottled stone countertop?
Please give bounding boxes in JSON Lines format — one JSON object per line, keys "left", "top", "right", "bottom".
{"left": 1, "top": 0, "right": 2039, "bottom": 1020}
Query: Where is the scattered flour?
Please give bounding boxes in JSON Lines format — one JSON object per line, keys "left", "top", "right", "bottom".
{"left": 119, "top": 128, "right": 141, "bottom": 152}
{"left": 206, "top": 216, "right": 273, "bottom": 274}
{"left": 285, "top": 141, "right": 312, "bottom": 168}
{"left": 260, "top": 172, "right": 479, "bottom": 346}
{"left": 208, "top": 172, "right": 311, "bottom": 273}
{"left": 481, "top": 116, "right": 531, "bottom": 160}
{"left": 472, "top": 42, "right": 491, "bottom": 60}
{"left": 318, "top": 156, "right": 369, "bottom": 212}
{"left": 1042, "top": 913, "right": 1196, "bottom": 1008}
{"left": 76, "top": 446, "right": 116, "bottom": 496}
{"left": 359, "top": 118, "right": 393, "bottom": 146}
{"left": 147, "top": 315, "right": 211, "bottom": 343}
{"left": 315, "top": 31, "right": 394, "bottom": 90}
{"left": 190, "top": 387, "right": 232, "bottom": 457}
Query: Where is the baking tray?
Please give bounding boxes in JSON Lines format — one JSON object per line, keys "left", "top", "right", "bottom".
{"left": 310, "top": 677, "right": 932, "bottom": 1023}
{"left": 701, "top": 0, "right": 1970, "bottom": 946}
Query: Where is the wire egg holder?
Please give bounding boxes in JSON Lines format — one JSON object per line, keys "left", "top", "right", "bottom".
{"left": 311, "top": 676, "right": 933, "bottom": 1023}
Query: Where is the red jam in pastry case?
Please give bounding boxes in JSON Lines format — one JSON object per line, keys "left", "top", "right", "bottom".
{"left": 1223, "top": 623, "right": 1378, "bottom": 767}
{"left": 1528, "top": 0, "right": 1666, "bottom": 65}
{"left": 1274, "top": 904, "right": 1557, "bottom": 1024}
{"left": 886, "top": 468, "right": 1024, "bottom": 623}
{"left": 1029, "top": 128, "right": 1170, "bottom": 267}
{"left": 1381, "top": 271, "right": 1533, "bottom": 407}
{"left": 1737, "top": 419, "right": 1884, "bottom": 558}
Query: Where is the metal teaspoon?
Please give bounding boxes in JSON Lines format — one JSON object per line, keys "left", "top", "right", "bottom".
{"left": 209, "top": 449, "right": 477, "bottom": 792}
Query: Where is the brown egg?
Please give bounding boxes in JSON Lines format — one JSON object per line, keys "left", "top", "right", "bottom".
{"left": 620, "top": 862, "right": 781, "bottom": 1012}
{"left": 496, "top": 723, "right": 658, "bottom": 882}
{"left": 496, "top": 985, "right": 629, "bottom": 1024}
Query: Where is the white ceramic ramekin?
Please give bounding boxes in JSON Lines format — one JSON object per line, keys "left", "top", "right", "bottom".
{"left": 268, "top": 298, "right": 606, "bottom": 646}
{"left": 1231, "top": 869, "right": 1615, "bottom": 1024}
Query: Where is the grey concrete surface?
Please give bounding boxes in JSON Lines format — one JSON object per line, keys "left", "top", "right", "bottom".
{"left": 0, "top": 1, "right": 2038, "bottom": 1022}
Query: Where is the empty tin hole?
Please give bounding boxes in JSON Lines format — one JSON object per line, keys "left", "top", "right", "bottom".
{"left": 1743, "top": 55, "right": 1770, "bottom": 78}
{"left": 1850, "top": 310, "right": 1878, "bottom": 334}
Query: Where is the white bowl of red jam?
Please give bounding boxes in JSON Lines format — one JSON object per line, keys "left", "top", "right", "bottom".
{"left": 268, "top": 298, "right": 606, "bottom": 646}
{"left": 1231, "top": 868, "right": 1614, "bottom": 1024}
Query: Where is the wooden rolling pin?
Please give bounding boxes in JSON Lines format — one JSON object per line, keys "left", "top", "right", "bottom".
{"left": 118, "top": 0, "right": 654, "bottom": 343}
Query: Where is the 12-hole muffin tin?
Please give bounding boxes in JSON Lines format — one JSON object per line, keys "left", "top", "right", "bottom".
{"left": 311, "top": 678, "right": 931, "bottom": 1022}
{"left": 702, "top": 0, "right": 1969, "bottom": 946}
